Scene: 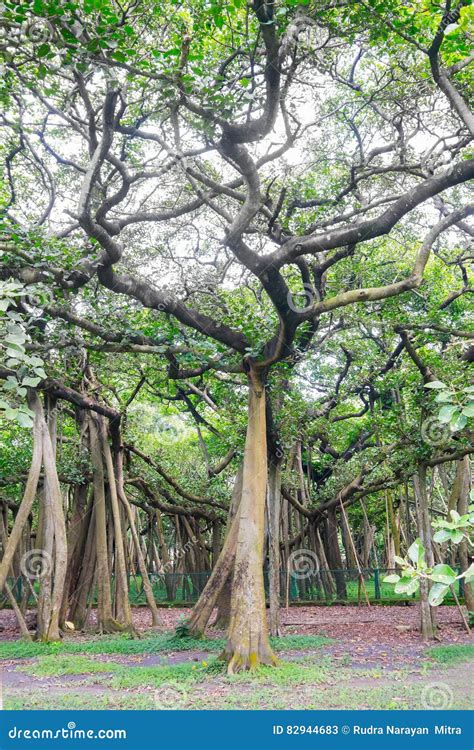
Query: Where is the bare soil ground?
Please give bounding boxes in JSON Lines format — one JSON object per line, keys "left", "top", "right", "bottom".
{"left": 0, "top": 605, "right": 472, "bottom": 710}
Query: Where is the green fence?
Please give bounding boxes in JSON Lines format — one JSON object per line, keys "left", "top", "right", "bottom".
{"left": 1, "top": 568, "right": 464, "bottom": 609}
{"left": 128, "top": 568, "right": 463, "bottom": 606}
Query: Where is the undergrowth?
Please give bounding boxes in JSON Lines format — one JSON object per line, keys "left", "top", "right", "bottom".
{"left": 0, "top": 633, "right": 331, "bottom": 660}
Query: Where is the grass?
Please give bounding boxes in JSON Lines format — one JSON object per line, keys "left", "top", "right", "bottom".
{"left": 19, "top": 653, "right": 336, "bottom": 689}
{"left": 0, "top": 633, "right": 331, "bottom": 660}
{"left": 4, "top": 680, "right": 469, "bottom": 719}
{"left": 3, "top": 636, "right": 472, "bottom": 711}
{"left": 20, "top": 654, "right": 210, "bottom": 685}
{"left": 4, "top": 691, "right": 157, "bottom": 710}
{"left": 425, "top": 644, "right": 474, "bottom": 665}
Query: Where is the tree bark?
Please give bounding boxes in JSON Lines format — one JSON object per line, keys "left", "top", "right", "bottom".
{"left": 100, "top": 419, "right": 136, "bottom": 633}
{"left": 267, "top": 455, "right": 282, "bottom": 636}
{"left": 0, "top": 391, "right": 42, "bottom": 593}
{"left": 456, "top": 457, "right": 473, "bottom": 612}
{"left": 223, "top": 369, "right": 277, "bottom": 672}
{"left": 212, "top": 465, "right": 243, "bottom": 630}
{"left": 89, "top": 415, "right": 122, "bottom": 633}
{"left": 37, "top": 398, "right": 68, "bottom": 641}
{"left": 185, "top": 500, "right": 240, "bottom": 636}
{"left": 414, "top": 466, "right": 437, "bottom": 641}
{"left": 325, "top": 507, "right": 347, "bottom": 599}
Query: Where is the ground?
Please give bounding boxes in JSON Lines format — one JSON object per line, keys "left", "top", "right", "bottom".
{"left": 0, "top": 605, "right": 472, "bottom": 710}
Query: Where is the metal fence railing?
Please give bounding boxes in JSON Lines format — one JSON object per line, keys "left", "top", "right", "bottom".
{"left": 0, "top": 568, "right": 464, "bottom": 609}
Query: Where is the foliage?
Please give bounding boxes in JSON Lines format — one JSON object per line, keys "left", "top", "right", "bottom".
{"left": 425, "top": 380, "right": 474, "bottom": 434}
{"left": 383, "top": 500, "right": 474, "bottom": 606}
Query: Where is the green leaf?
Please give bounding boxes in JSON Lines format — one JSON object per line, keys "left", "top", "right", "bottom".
{"left": 4, "top": 341, "right": 24, "bottom": 353}
{"left": 435, "top": 391, "right": 455, "bottom": 403}
{"left": 430, "top": 564, "right": 457, "bottom": 585}
{"left": 433, "top": 529, "right": 453, "bottom": 544}
{"left": 407, "top": 538, "right": 425, "bottom": 566}
{"left": 3, "top": 379, "right": 18, "bottom": 391}
{"left": 37, "top": 43, "right": 51, "bottom": 57}
{"left": 461, "top": 563, "right": 474, "bottom": 582}
{"left": 438, "top": 405, "right": 458, "bottom": 422}
{"left": 21, "top": 376, "right": 41, "bottom": 387}
{"left": 428, "top": 582, "right": 450, "bottom": 606}
{"left": 395, "top": 577, "right": 419, "bottom": 595}
{"left": 16, "top": 411, "right": 34, "bottom": 428}
{"left": 450, "top": 413, "right": 467, "bottom": 431}
{"left": 461, "top": 403, "right": 474, "bottom": 417}
{"left": 383, "top": 574, "right": 400, "bottom": 583}
{"left": 424, "top": 381, "right": 447, "bottom": 389}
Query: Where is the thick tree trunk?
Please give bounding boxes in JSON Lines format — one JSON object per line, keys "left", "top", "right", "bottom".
{"left": 69, "top": 511, "right": 96, "bottom": 630}
{"left": 185, "top": 501, "right": 240, "bottom": 636}
{"left": 0, "top": 392, "right": 42, "bottom": 593}
{"left": 61, "top": 413, "right": 91, "bottom": 622}
{"left": 117, "top": 482, "right": 160, "bottom": 626}
{"left": 326, "top": 507, "right": 347, "bottom": 599}
{"left": 37, "top": 399, "right": 68, "bottom": 641}
{"left": 212, "top": 519, "right": 222, "bottom": 567}
{"left": 154, "top": 511, "right": 175, "bottom": 600}
{"left": 36, "top": 481, "right": 54, "bottom": 639}
{"left": 314, "top": 525, "right": 335, "bottom": 598}
{"left": 267, "top": 455, "right": 282, "bottom": 636}
{"left": 456, "top": 457, "right": 473, "bottom": 612}
{"left": 100, "top": 420, "right": 135, "bottom": 633}
{"left": 414, "top": 467, "right": 437, "bottom": 641}
{"left": 89, "top": 416, "right": 122, "bottom": 633}
{"left": 223, "top": 370, "right": 277, "bottom": 672}
{"left": 387, "top": 490, "right": 401, "bottom": 558}
{"left": 212, "top": 466, "right": 243, "bottom": 630}
{"left": 60, "top": 481, "right": 90, "bottom": 623}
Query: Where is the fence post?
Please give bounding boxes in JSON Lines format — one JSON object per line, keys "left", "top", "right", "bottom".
{"left": 374, "top": 568, "right": 381, "bottom": 599}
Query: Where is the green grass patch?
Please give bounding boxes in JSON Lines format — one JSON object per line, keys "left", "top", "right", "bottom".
{"left": 4, "top": 690, "right": 157, "bottom": 710}
{"left": 21, "top": 654, "right": 219, "bottom": 687}
{"left": 0, "top": 634, "right": 219, "bottom": 660}
{"left": 0, "top": 633, "right": 331, "bottom": 660}
{"left": 227, "top": 660, "right": 335, "bottom": 687}
{"left": 20, "top": 655, "right": 115, "bottom": 678}
{"left": 272, "top": 635, "right": 331, "bottom": 651}
{"left": 21, "top": 651, "right": 337, "bottom": 691}
{"left": 425, "top": 644, "right": 474, "bottom": 666}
